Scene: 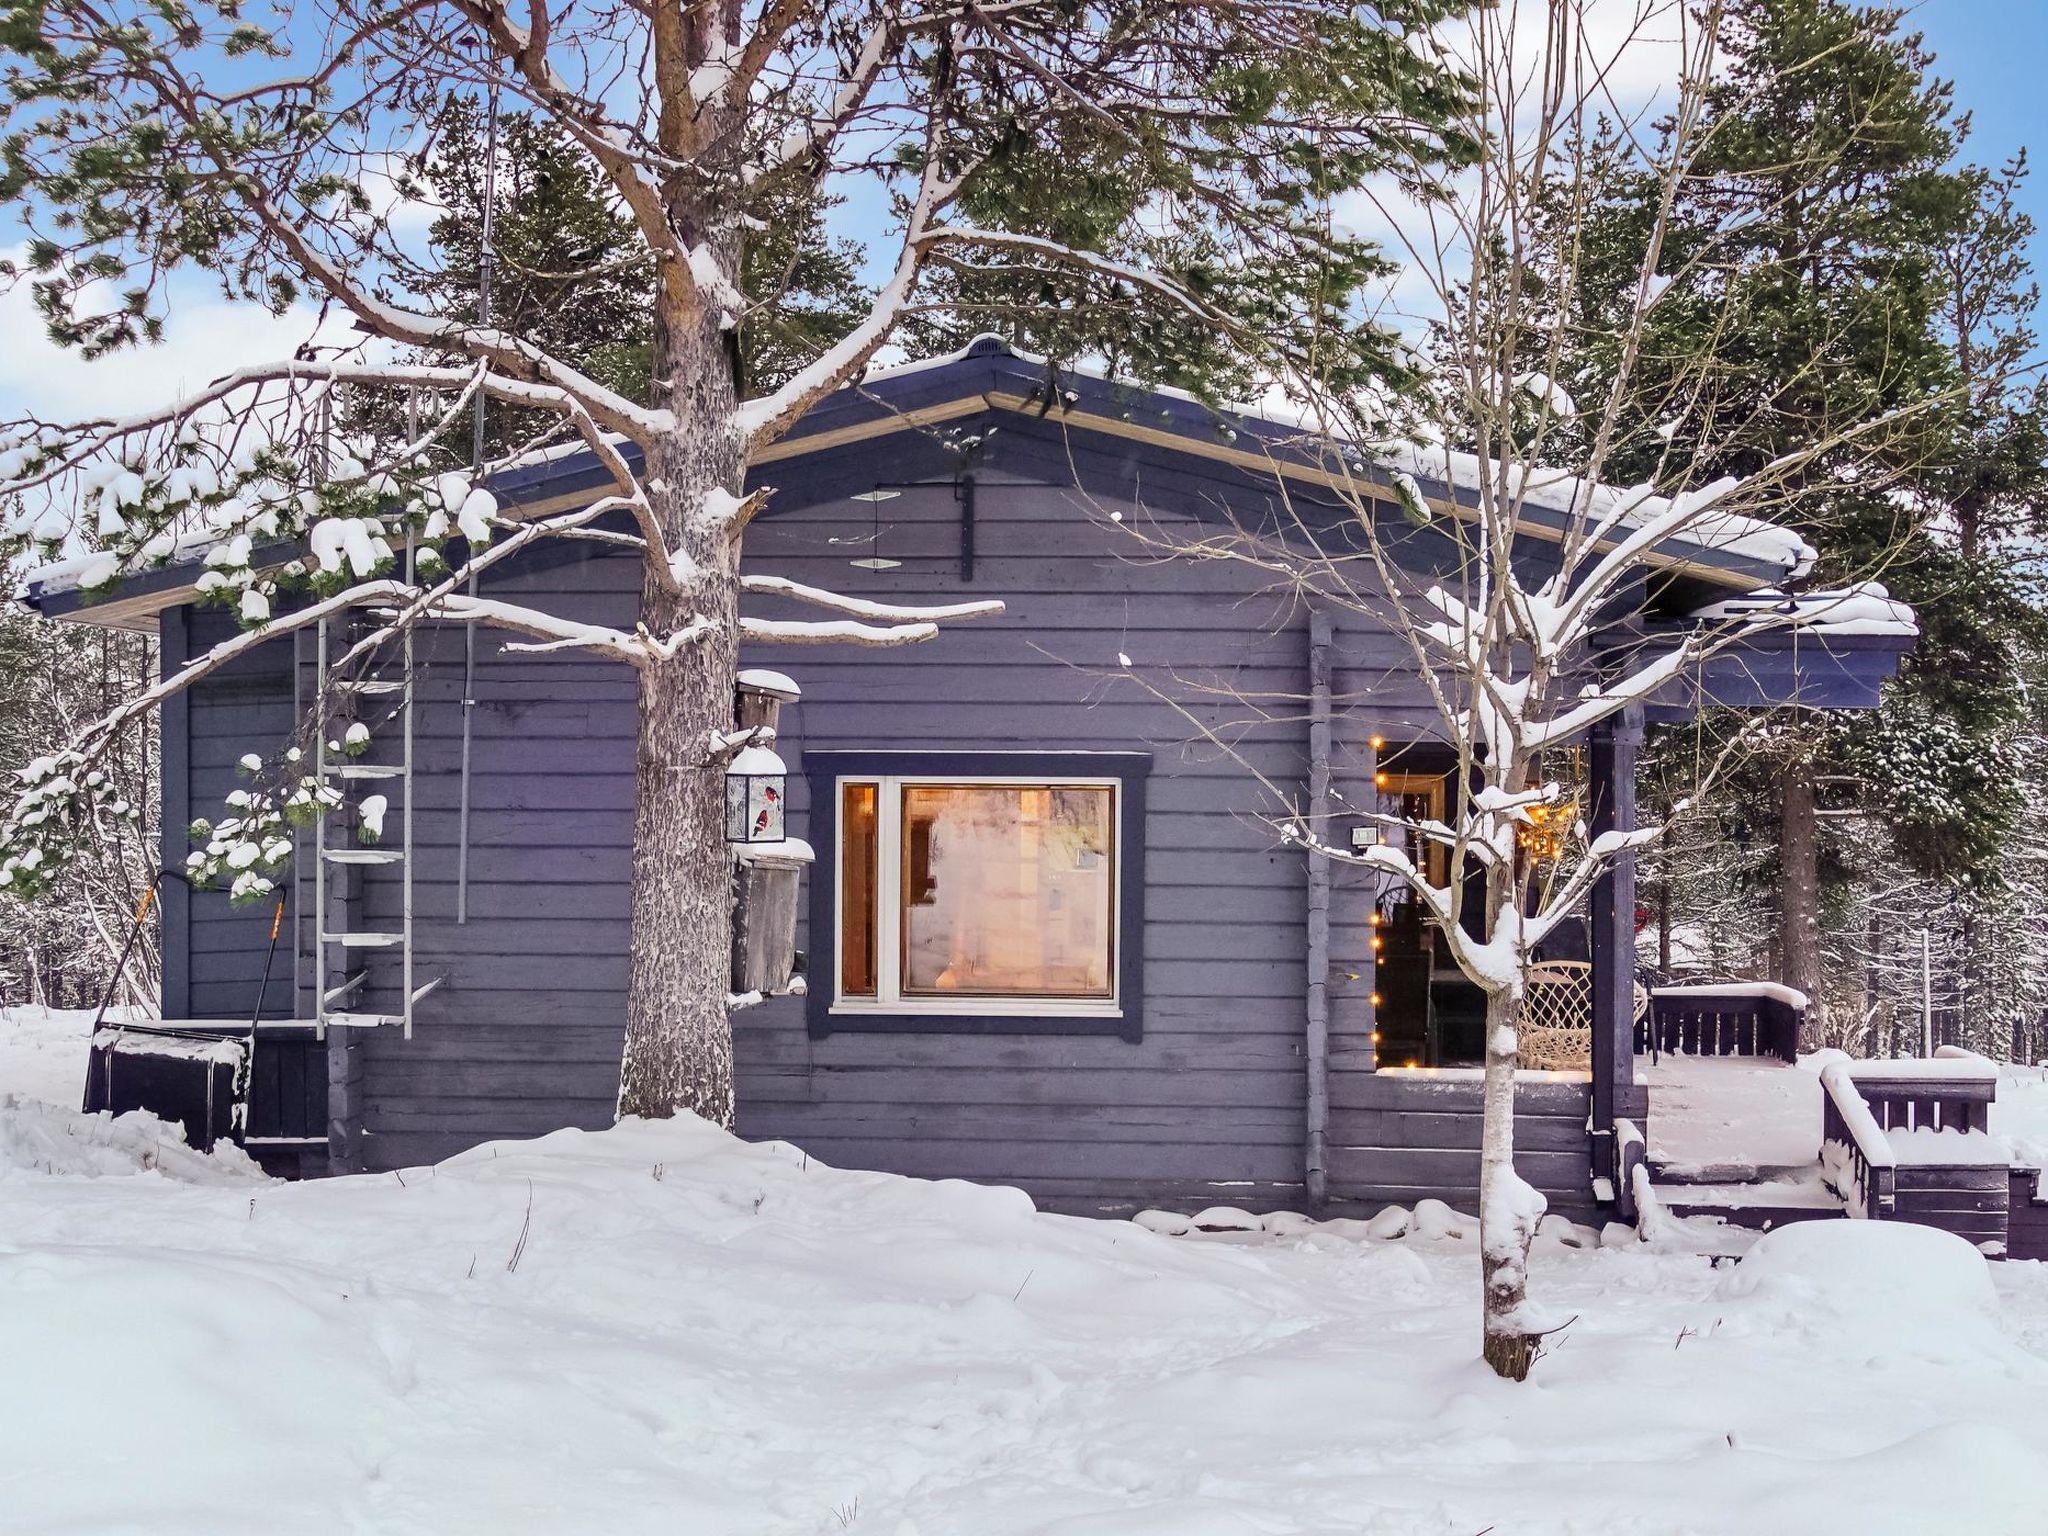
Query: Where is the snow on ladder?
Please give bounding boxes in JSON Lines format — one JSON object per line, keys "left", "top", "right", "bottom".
{"left": 313, "top": 580, "right": 437, "bottom": 1038}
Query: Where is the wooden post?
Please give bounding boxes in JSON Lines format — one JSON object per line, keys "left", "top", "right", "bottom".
{"left": 1587, "top": 705, "right": 1642, "bottom": 1189}
{"left": 1304, "top": 611, "right": 1332, "bottom": 1210}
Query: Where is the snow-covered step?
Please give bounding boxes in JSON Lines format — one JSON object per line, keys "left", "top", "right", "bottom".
{"left": 324, "top": 1011, "right": 405, "bottom": 1028}
{"left": 334, "top": 679, "right": 404, "bottom": 695}
{"left": 1652, "top": 1173, "right": 1847, "bottom": 1232}
{"left": 322, "top": 931, "right": 404, "bottom": 949}
{"left": 1648, "top": 1160, "right": 1817, "bottom": 1187}
{"left": 321, "top": 848, "right": 404, "bottom": 866}
{"left": 326, "top": 763, "right": 404, "bottom": 780}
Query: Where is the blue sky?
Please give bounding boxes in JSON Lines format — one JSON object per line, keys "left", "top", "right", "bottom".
{"left": 1914, "top": 0, "right": 2048, "bottom": 269}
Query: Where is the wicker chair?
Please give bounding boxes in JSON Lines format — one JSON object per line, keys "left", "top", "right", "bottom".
{"left": 1520, "top": 960, "right": 1593, "bottom": 1072}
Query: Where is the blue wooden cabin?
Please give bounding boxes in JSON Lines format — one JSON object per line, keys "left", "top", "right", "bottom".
{"left": 27, "top": 339, "right": 1915, "bottom": 1222}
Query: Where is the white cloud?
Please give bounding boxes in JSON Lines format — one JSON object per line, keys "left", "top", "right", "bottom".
{"left": 1336, "top": 0, "right": 1708, "bottom": 344}
{"left": 0, "top": 257, "right": 330, "bottom": 424}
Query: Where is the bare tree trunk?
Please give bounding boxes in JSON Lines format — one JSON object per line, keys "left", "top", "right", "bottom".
{"left": 1479, "top": 982, "right": 1540, "bottom": 1381}
{"left": 1779, "top": 761, "right": 1824, "bottom": 1043}
{"left": 1657, "top": 869, "right": 1671, "bottom": 978}
{"left": 615, "top": 315, "right": 747, "bottom": 1126}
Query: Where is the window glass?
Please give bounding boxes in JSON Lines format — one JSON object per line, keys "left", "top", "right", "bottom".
{"left": 839, "top": 782, "right": 878, "bottom": 997}
{"left": 898, "top": 784, "right": 1114, "bottom": 998}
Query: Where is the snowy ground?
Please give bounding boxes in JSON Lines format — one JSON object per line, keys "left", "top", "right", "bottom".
{"left": 4, "top": 1012, "right": 2048, "bottom": 1534}
{"left": 0, "top": 1001, "right": 99, "bottom": 1109}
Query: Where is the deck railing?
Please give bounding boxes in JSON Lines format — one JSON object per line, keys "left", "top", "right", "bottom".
{"left": 1638, "top": 982, "right": 1804, "bottom": 1062}
{"left": 1845, "top": 1048, "right": 1996, "bottom": 1136}
{"left": 1818, "top": 1060, "right": 1897, "bottom": 1219}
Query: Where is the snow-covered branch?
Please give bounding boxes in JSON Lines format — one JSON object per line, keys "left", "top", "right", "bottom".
{"left": 741, "top": 574, "right": 1004, "bottom": 623}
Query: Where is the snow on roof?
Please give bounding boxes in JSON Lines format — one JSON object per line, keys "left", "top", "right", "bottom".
{"left": 1373, "top": 442, "right": 1818, "bottom": 578}
{"left": 18, "top": 522, "right": 234, "bottom": 602}
{"left": 1687, "top": 583, "right": 1918, "bottom": 637}
{"left": 736, "top": 667, "right": 800, "bottom": 699}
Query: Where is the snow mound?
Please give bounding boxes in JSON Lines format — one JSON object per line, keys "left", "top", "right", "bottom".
{"left": 0, "top": 1095, "right": 263, "bottom": 1184}
{"left": 0, "top": 1003, "right": 101, "bottom": 1108}
{"left": 1709, "top": 1220, "right": 2000, "bottom": 1360}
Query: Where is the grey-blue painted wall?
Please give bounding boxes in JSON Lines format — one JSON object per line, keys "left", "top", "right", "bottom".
{"left": 164, "top": 411, "right": 1614, "bottom": 1216}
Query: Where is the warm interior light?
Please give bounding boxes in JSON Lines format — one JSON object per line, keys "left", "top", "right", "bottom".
{"left": 1374, "top": 772, "right": 1388, "bottom": 787}
{"left": 1369, "top": 993, "right": 1382, "bottom": 1007}
{"left": 1370, "top": 735, "right": 1386, "bottom": 751}
{"left": 1370, "top": 1030, "right": 1381, "bottom": 1044}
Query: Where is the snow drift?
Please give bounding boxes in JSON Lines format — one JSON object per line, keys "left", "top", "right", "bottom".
{"left": 0, "top": 1100, "right": 2044, "bottom": 1533}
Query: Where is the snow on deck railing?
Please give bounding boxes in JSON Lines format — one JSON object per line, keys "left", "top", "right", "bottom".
{"left": 1820, "top": 1060, "right": 1897, "bottom": 1220}
{"left": 1820, "top": 1062, "right": 1895, "bottom": 1169}
{"left": 1651, "top": 980, "right": 1809, "bottom": 1009}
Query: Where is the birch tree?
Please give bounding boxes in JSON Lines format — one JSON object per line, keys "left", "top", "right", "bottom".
{"left": 1109, "top": 0, "right": 1945, "bottom": 1378}
{"left": 0, "top": 0, "right": 1474, "bottom": 1120}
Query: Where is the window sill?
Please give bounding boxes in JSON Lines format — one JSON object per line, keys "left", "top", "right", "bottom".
{"left": 813, "top": 1006, "right": 1138, "bottom": 1041}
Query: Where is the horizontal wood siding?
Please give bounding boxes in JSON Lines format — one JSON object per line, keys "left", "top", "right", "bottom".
{"left": 737, "top": 467, "right": 1316, "bottom": 1213}
{"left": 159, "top": 415, "right": 1600, "bottom": 1214}
{"left": 1322, "top": 1073, "right": 1598, "bottom": 1220}
{"left": 179, "top": 608, "right": 298, "bottom": 1021}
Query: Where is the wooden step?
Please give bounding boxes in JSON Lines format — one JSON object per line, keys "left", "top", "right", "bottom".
{"left": 1651, "top": 1175, "right": 1846, "bottom": 1232}
{"left": 321, "top": 931, "right": 404, "bottom": 949}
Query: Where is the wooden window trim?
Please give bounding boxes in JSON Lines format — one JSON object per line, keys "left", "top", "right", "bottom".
{"left": 804, "top": 751, "right": 1149, "bottom": 1040}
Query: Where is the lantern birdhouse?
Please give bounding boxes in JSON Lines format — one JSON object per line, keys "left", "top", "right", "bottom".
{"left": 725, "top": 744, "right": 787, "bottom": 844}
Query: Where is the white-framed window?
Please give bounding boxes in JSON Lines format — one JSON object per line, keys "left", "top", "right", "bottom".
{"left": 833, "top": 774, "right": 1121, "bottom": 1017}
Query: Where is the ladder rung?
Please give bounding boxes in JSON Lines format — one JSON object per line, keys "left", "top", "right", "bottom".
{"left": 327, "top": 764, "right": 404, "bottom": 780}
{"left": 322, "top": 931, "right": 404, "bottom": 949}
{"left": 324, "top": 1011, "right": 405, "bottom": 1028}
{"left": 323, "top": 971, "right": 367, "bottom": 1006}
{"left": 411, "top": 975, "right": 445, "bottom": 1006}
{"left": 335, "top": 679, "right": 405, "bottom": 695}
{"left": 321, "top": 848, "right": 404, "bottom": 865}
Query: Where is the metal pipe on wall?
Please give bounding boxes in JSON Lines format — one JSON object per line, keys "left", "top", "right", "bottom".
{"left": 456, "top": 85, "right": 500, "bottom": 926}
{"left": 1305, "top": 610, "right": 1333, "bottom": 1209}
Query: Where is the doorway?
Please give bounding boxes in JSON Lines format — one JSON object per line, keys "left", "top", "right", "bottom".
{"left": 1371, "top": 764, "right": 1487, "bottom": 1066}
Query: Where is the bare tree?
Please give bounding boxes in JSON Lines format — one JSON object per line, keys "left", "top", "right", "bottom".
{"left": 1107, "top": 0, "right": 1941, "bottom": 1377}
{"left": 0, "top": 0, "right": 1471, "bottom": 1119}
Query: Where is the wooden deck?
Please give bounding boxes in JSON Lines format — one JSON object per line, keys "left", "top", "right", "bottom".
{"left": 1636, "top": 990, "right": 2047, "bottom": 1258}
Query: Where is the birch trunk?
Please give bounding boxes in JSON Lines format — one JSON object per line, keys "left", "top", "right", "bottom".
{"left": 1478, "top": 979, "right": 1541, "bottom": 1381}
{"left": 615, "top": 306, "right": 747, "bottom": 1125}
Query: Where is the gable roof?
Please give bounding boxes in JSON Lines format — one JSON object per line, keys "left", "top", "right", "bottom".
{"left": 21, "top": 335, "right": 1815, "bottom": 632}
